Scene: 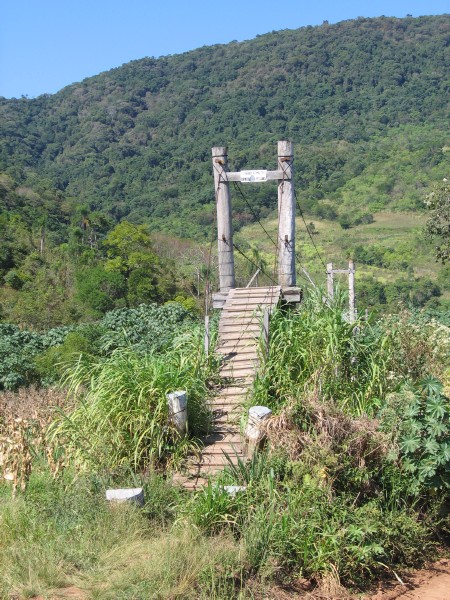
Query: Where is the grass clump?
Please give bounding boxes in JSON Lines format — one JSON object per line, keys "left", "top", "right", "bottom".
{"left": 51, "top": 326, "right": 220, "bottom": 471}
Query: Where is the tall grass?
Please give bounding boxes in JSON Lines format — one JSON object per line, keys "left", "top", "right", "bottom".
{"left": 255, "top": 288, "right": 400, "bottom": 416}
{"left": 0, "top": 469, "right": 243, "bottom": 599}
{"left": 51, "top": 327, "right": 220, "bottom": 470}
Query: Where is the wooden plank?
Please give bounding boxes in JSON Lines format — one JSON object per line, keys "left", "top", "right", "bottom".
{"left": 172, "top": 474, "right": 208, "bottom": 489}
{"left": 219, "top": 315, "right": 260, "bottom": 322}
{"left": 218, "top": 334, "right": 258, "bottom": 342}
{"left": 220, "top": 368, "right": 256, "bottom": 378}
{"left": 220, "top": 358, "right": 257, "bottom": 367}
{"left": 232, "top": 286, "right": 280, "bottom": 292}
{"left": 212, "top": 397, "right": 247, "bottom": 405}
{"left": 212, "top": 403, "right": 242, "bottom": 412}
{"left": 226, "top": 299, "right": 278, "bottom": 305}
{"left": 202, "top": 432, "right": 242, "bottom": 444}
{"left": 218, "top": 346, "right": 257, "bottom": 354}
{"left": 215, "top": 386, "right": 249, "bottom": 394}
{"left": 231, "top": 289, "right": 280, "bottom": 296}
{"left": 221, "top": 310, "right": 261, "bottom": 316}
{"left": 192, "top": 453, "right": 241, "bottom": 467}
{"left": 201, "top": 445, "right": 242, "bottom": 456}
{"left": 214, "top": 425, "right": 241, "bottom": 434}
{"left": 217, "top": 350, "right": 258, "bottom": 359}
{"left": 219, "top": 325, "right": 260, "bottom": 333}
{"left": 220, "top": 316, "right": 259, "bottom": 323}
{"left": 229, "top": 295, "right": 279, "bottom": 301}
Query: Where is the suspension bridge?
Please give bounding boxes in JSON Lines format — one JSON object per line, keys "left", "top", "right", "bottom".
{"left": 174, "top": 141, "right": 332, "bottom": 489}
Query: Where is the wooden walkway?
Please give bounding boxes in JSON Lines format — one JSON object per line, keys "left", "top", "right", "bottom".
{"left": 174, "top": 286, "right": 281, "bottom": 490}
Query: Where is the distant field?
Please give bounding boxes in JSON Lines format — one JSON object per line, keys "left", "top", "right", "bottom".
{"left": 235, "top": 210, "right": 448, "bottom": 300}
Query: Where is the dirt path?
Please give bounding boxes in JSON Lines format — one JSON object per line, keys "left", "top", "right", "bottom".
{"left": 28, "top": 560, "right": 450, "bottom": 599}
{"left": 367, "top": 559, "right": 450, "bottom": 600}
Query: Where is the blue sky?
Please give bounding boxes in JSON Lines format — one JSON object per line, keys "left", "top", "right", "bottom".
{"left": 1, "top": 0, "right": 448, "bottom": 98}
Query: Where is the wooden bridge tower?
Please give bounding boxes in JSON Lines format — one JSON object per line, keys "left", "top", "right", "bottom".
{"left": 212, "top": 140, "right": 301, "bottom": 307}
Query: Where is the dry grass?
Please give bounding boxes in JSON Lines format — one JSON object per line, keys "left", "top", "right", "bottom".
{"left": 262, "top": 386, "right": 389, "bottom": 478}
{"left": 0, "top": 386, "right": 69, "bottom": 420}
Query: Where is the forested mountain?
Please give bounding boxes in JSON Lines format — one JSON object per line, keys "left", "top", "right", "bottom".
{"left": 0, "top": 15, "right": 449, "bottom": 328}
{"left": 1, "top": 15, "right": 449, "bottom": 239}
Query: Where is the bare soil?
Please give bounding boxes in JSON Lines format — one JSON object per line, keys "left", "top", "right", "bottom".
{"left": 366, "top": 559, "right": 450, "bottom": 600}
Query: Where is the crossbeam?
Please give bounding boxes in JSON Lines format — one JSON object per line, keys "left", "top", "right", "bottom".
{"left": 222, "top": 169, "right": 286, "bottom": 182}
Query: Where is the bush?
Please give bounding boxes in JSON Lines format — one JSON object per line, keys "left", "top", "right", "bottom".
{"left": 0, "top": 303, "right": 198, "bottom": 389}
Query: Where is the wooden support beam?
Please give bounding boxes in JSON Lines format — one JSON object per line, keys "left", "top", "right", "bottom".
{"left": 327, "top": 262, "right": 334, "bottom": 299}
{"left": 225, "top": 169, "right": 285, "bottom": 182}
{"left": 212, "top": 147, "right": 235, "bottom": 292}
{"left": 277, "top": 141, "right": 296, "bottom": 287}
{"left": 348, "top": 259, "right": 356, "bottom": 323}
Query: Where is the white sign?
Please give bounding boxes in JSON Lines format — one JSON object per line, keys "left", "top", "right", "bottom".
{"left": 240, "top": 169, "right": 267, "bottom": 183}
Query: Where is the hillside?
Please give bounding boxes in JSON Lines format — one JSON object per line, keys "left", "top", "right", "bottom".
{"left": 1, "top": 15, "right": 449, "bottom": 239}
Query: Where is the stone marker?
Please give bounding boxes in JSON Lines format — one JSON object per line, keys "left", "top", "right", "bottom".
{"left": 244, "top": 406, "right": 272, "bottom": 458}
{"left": 223, "top": 485, "right": 247, "bottom": 497}
{"left": 106, "top": 487, "right": 144, "bottom": 506}
{"left": 167, "top": 390, "right": 188, "bottom": 434}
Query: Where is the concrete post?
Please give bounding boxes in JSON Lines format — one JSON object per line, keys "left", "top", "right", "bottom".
{"left": 348, "top": 260, "right": 356, "bottom": 323}
{"left": 167, "top": 390, "right": 187, "bottom": 435}
{"left": 244, "top": 405, "right": 272, "bottom": 459}
{"left": 327, "top": 262, "right": 334, "bottom": 300}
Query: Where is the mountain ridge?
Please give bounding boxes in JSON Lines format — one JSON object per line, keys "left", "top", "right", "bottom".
{"left": 0, "top": 14, "right": 449, "bottom": 239}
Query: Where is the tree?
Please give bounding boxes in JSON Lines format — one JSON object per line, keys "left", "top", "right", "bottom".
{"left": 425, "top": 180, "right": 450, "bottom": 264}
{"left": 102, "top": 221, "right": 177, "bottom": 304}
{"left": 75, "top": 267, "right": 126, "bottom": 315}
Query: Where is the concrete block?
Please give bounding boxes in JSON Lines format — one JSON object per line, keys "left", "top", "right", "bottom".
{"left": 106, "top": 487, "right": 144, "bottom": 506}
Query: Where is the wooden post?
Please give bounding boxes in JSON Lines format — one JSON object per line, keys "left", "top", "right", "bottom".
{"left": 204, "top": 315, "right": 210, "bottom": 356}
{"left": 167, "top": 390, "right": 188, "bottom": 435}
{"left": 212, "top": 147, "right": 235, "bottom": 292}
{"left": 262, "top": 307, "right": 270, "bottom": 359}
{"left": 348, "top": 260, "right": 356, "bottom": 323}
{"left": 277, "top": 141, "right": 296, "bottom": 287}
{"left": 327, "top": 262, "right": 334, "bottom": 299}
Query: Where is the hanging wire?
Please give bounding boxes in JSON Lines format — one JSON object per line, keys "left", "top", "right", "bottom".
{"left": 232, "top": 241, "right": 278, "bottom": 285}
{"left": 294, "top": 189, "right": 327, "bottom": 271}
{"left": 232, "top": 181, "right": 279, "bottom": 250}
